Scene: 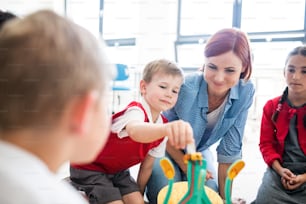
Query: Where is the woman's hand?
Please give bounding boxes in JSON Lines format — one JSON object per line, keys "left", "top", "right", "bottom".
{"left": 206, "top": 170, "right": 213, "bottom": 180}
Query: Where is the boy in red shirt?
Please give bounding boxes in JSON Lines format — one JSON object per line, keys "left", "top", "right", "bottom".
{"left": 70, "top": 59, "right": 194, "bottom": 204}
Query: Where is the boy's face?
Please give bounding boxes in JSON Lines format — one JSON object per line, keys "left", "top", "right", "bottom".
{"left": 141, "top": 72, "right": 183, "bottom": 116}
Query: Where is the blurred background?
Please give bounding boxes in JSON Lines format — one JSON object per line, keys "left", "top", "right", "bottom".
{"left": 1, "top": 0, "right": 305, "bottom": 202}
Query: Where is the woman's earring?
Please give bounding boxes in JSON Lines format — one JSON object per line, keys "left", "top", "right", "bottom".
{"left": 199, "top": 64, "right": 205, "bottom": 72}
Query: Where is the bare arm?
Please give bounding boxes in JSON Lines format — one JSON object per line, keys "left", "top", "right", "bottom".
{"left": 218, "top": 163, "right": 231, "bottom": 199}
{"left": 272, "top": 159, "right": 296, "bottom": 181}
{"left": 137, "top": 155, "right": 155, "bottom": 195}
{"left": 126, "top": 121, "right": 167, "bottom": 143}
{"left": 126, "top": 120, "right": 194, "bottom": 149}
{"left": 272, "top": 160, "right": 286, "bottom": 176}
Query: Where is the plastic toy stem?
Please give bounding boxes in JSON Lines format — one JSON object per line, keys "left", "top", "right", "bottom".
{"left": 199, "top": 169, "right": 211, "bottom": 204}
{"left": 163, "top": 179, "right": 174, "bottom": 204}
{"left": 225, "top": 178, "right": 232, "bottom": 204}
{"left": 160, "top": 158, "right": 175, "bottom": 204}
{"left": 179, "top": 158, "right": 211, "bottom": 204}
{"left": 224, "top": 160, "right": 245, "bottom": 204}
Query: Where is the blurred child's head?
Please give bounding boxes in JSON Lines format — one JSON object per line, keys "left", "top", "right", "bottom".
{"left": 0, "top": 10, "right": 17, "bottom": 30}
{"left": 0, "top": 10, "right": 113, "bottom": 164}
{"left": 140, "top": 59, "right": 184, "bottom": 114}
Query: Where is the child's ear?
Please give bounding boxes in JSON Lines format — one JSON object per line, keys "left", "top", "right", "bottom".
{"left": 139, "top": 80, "right": 146, "bottom": 95}
{"left": 70, "top": 91, "right": 99, "bottom": 134}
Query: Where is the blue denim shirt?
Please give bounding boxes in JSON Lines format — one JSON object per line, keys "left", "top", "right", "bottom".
{"left": 163, "top": 73, "right": 255, "bottom": 163}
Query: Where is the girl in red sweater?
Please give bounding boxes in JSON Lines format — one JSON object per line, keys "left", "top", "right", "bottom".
{"left": 253, "top": 46, "right": 306, "bottom": 203}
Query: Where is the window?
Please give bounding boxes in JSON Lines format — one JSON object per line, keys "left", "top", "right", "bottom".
{"left": 176, "top": 43, "right": 205, "bottom": 70}
{"left": 241, "top": 0, "right": 305, "bottom": 32}
{"left": 252, "top": 41, "right": 303, "bottom": 69}
{"left": 102, "top": 0, "right": 139, "bottom": 39}
{"left": 105, "top": 45, "right": 138, "bottom": 65}
{"left": 180, "top": 0, "right": 234, "bottom": 35}
{"left": 66, "top": 0, "right": 100, "bottom": 37}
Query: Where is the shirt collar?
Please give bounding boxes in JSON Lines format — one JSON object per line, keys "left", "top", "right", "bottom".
{"left": 140, "top": 98, "right": 163, "bottom": 124}
{"left": 229, "top": 81, "right": 240, "bottom": 100}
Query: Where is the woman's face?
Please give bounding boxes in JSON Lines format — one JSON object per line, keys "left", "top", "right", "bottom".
{"left": 284, "top": 54, "right": 306, "bottom": 97}
{"left": 204, "top": 51, "right": 245, "bottom": 97}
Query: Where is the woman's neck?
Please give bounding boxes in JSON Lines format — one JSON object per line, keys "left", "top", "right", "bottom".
{"left": 207, "top": 91, "right": 229, "bottom": 113}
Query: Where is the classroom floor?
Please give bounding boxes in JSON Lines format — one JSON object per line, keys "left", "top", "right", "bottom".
{"left": 231, "top": 118, "right": 266, "bottom": 203}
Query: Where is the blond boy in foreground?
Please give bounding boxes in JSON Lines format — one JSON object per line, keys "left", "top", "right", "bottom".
{"left": 0, "top": 10, "right": 113, "bottom": 204}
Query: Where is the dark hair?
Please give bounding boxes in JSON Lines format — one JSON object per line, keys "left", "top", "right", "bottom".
{"left": 204, "top": 28, "right": 252, "bottom": 81}
{"left": 284, "top": 45, "right": 306, "bottom": 65}
{"left": 272, "top": 87, "right": 306, "bottom": 128}
{"left": 0, "top": 10, "right": 17, "bottom": 30}
{"left": 272, "top": 45, "right": 306, "bottom": 126}
{"left": 271, "top": 87, "right": 288, "bottom": 124}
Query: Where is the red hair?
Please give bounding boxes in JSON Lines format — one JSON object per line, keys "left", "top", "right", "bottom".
{"left": 204, "top": 28, "right": 252, "bottom": 81}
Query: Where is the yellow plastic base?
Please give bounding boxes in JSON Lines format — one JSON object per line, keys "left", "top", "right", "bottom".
{"left": 157, "top": 181, "right": 223, "bottom": 204}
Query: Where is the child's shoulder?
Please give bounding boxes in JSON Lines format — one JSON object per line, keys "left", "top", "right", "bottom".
{"left": 112, "top": 101, "right": 146, "bottom": 119}
{"left": 267, "top": 96, "right": 282, "bottom": 104}
{"left": 263, "top": 95, "right": 282, "bottom": 110}
{"left": 126, "top": 101, "right": 143, "bottom": 109}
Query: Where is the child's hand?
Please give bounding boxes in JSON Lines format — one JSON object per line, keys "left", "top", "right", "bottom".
{"left": 231, "top": 198, "right": 246, "bottom": 204}
{"left": 206, "top": 170, "right": 213, "bottom": 180}
{"left": 279, "top": 167, "right": 296, "bottom": 181}
{"left": 165, "top": 120, "right": 194, "bottom": 149}
{"left": 281, "top": 174, "right": 304, "bottom": 190}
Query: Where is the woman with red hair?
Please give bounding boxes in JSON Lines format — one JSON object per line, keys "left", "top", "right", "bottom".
{"left": 146, "top": 28, "right": 255, "bottom": 203}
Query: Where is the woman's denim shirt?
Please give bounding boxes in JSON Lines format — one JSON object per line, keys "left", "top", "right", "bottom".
{"left": 163, "top": 73, "right": 255, "bottom": 163}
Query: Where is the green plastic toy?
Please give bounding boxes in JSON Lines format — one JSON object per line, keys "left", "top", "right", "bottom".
{"left": 159, "top": 158, "right": 175, "bottom": 204}
{"left": 178, "top": 153, "right": 211, "bottom": 204}
{"left": 159, "top": 143, "right": 245, "bottom": 204}
{"left": 225, "top": 160, "right": 245, "bottom": 204}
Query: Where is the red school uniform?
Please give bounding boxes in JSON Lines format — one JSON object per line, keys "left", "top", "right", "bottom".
{"left": 72, "top": 101, "right": 166, "bottom": 174}
{"left": 260, "top": 96, "right": 306, "bottom": 167}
